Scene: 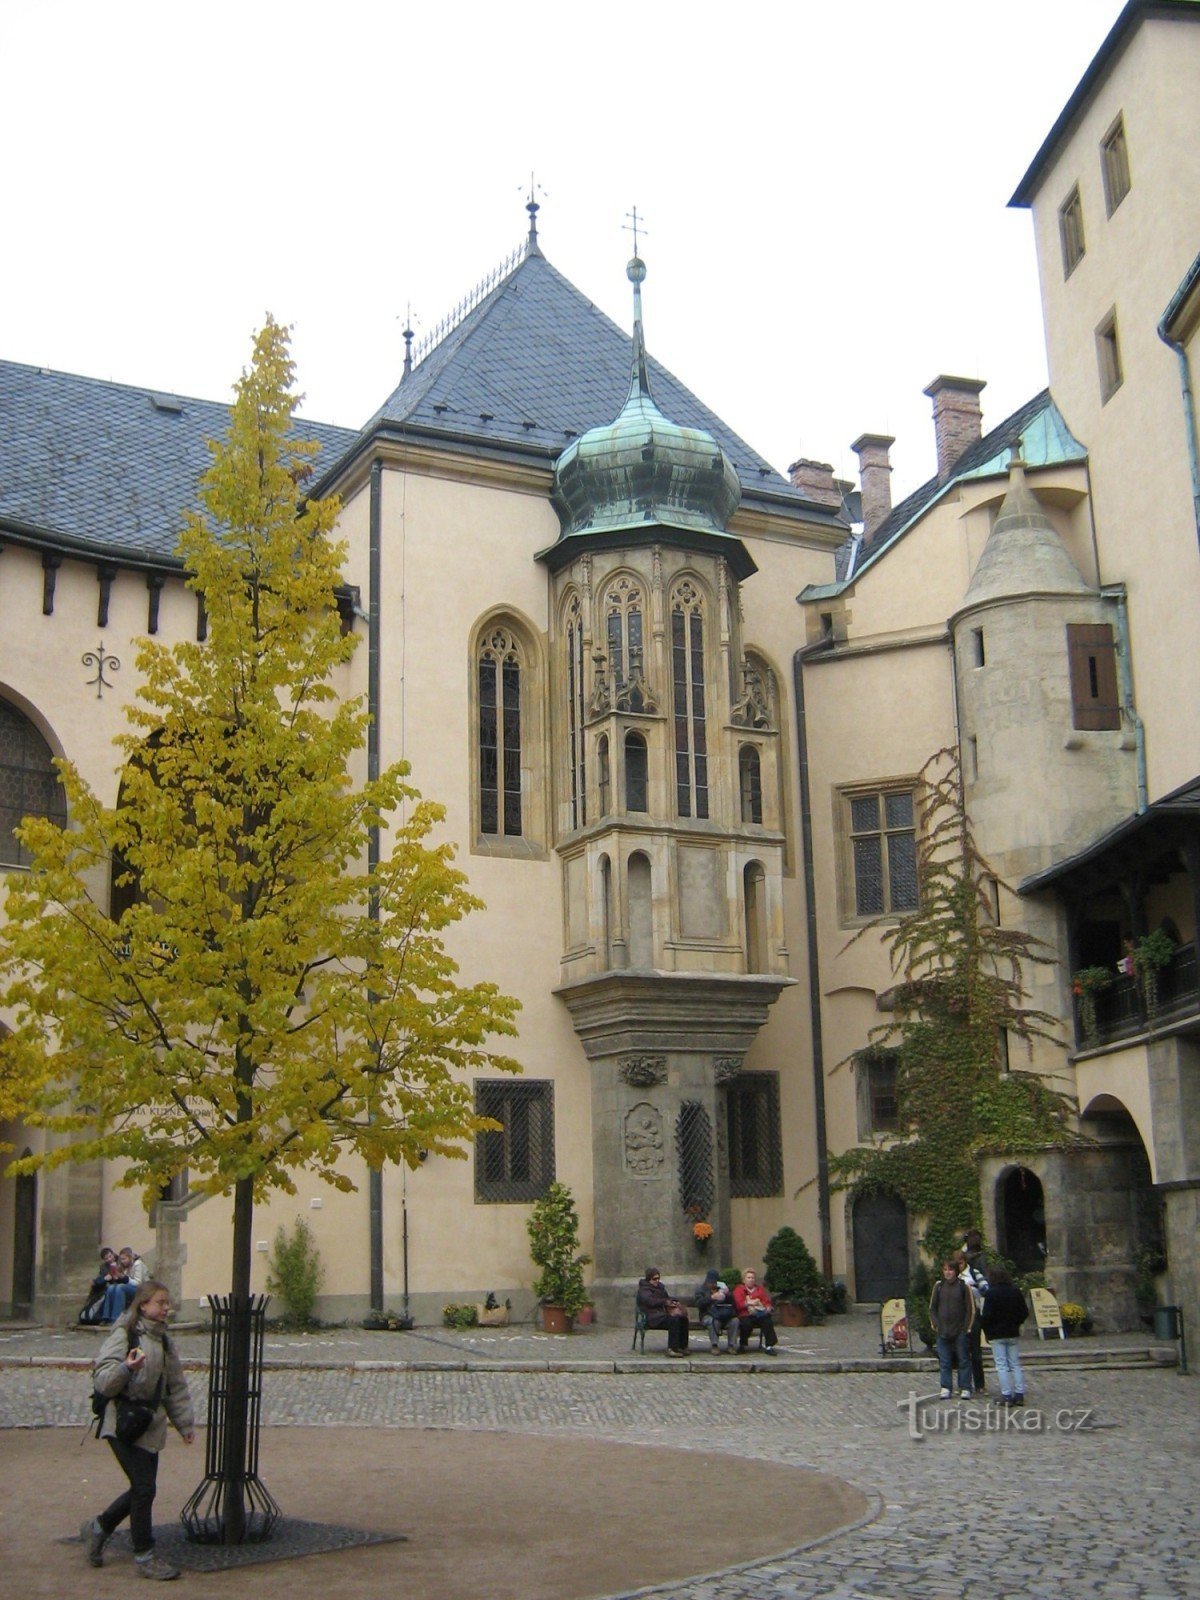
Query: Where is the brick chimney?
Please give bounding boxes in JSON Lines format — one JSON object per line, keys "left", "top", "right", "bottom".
{"left": 850, "top": 432, "right": 895, "bottom": 543}
{"left": 787, "top": 457, "right": 841, "bottom": 507}
{"left": 923, "top": 375, "right": 986, "bottom": 480}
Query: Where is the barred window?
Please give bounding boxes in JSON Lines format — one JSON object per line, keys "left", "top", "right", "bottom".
{"left": 671, "top": 581, "right": 708, "bottom": 819}
{"left": 842, "top": 784, "right": 919, "bottom": 921}
{"left": 856, "top": 1049, "right": 900, "bottom": 1138}
{"left": 475, "top": 1080, "right": 555, "bottom": 1203}
{"left": 0, "top": 700, "right": 66, "bottom": 869}
{"left": 726, "top": 1071, "right": 783, "bottom": 1198}
{"left": 478, "top": 627, "right": 522, "bottom": 837}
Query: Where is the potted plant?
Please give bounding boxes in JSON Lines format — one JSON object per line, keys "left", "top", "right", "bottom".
{"left": 1072, "top": 965, "right": 1113, "bottom": 1045}
{"left": 763, "top": 1226, "right": 826, "bottom": 1326}
{"left": 1059, "top": 1300, "right": 1092, "bottom": 1337}
{"left": 526, "top": 1181, "right": 591, "bottom": 1334}
{"left": 1130, "top": 930, "right": 1175, "bottom": 1016}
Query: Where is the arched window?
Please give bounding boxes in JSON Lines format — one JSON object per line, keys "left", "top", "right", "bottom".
{"left": 478, "top": 626, "right": 523, "bottom": 837}
{"left": 565, "top": 595, "right": 587, "bottom": 830}
{"left": 597, "top": 736, "right": 611, "bottom": 818}
{"left": 625, "top": 732, "right": 648, "bottom": 813}
{"left": 670, "top": 581, "right": 708, "bottom": 819}
{"left": 628, "top": 851, "right": 653, "bottom": 968}
{"left": 739, "top": 746, "right": 762, "bottom": 825}
{"left": 0, "top": 700, "right": 66, "bottom": 869}
{"left": 605, "top": 575, "right": 645, "bottom": 700}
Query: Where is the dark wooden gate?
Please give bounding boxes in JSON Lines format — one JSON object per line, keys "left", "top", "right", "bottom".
{"left": 852, "top": 1189, "right": 908, "bottom": 1302}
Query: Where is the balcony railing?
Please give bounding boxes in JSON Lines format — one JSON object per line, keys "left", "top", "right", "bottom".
{"left": 1077, "top": 943, "right": 1199, "bottom": 1048}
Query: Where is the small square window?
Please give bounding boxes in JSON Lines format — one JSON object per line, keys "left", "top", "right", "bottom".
{"left": 1059, "top": 186, "right": 1085, "bottom": 277}
{"left": 1096, "top": 310, "right": 1123, "bottom": 402}
{"left": 1101, "top": 115, "right": 1131, "bottom": 215}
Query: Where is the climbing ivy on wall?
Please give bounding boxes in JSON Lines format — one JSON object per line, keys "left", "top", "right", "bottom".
{"left": 831, "top": 746, "right": 1075, "bottom": 1264}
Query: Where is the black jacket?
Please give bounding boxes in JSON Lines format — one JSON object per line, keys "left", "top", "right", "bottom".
{"left": 980, "top": 1282, "right": 1029, "bottom": 1341}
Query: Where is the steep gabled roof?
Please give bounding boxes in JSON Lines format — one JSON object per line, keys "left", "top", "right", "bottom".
{"left": 0, "top": 359, "right": 355, "bottom": 566}
{"left": 324, "top": 243, "right": 839, "bottom": 526}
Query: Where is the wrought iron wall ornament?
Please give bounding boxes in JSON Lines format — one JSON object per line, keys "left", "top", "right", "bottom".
{"left": 713, "top": 1056, "right": 743, "bottom": 1084}
{"left": 82, "top": 641, "right": 120, "bottom": 698}
{"left": 618, "top": 1053, "right": 667, "bottom": 1087}
{"left": 624, "top": 1102, "right": 665, "bottom": 1175}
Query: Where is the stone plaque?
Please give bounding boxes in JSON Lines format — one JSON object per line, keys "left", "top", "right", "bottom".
{"left": 624, "top": 1103, "right": 665, "bottom": 1176}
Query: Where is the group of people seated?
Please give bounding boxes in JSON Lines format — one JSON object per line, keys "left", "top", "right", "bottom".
{"left": 78, "top": 1246, "right": 147, "bottom": 1326}
{"left": 636, "top": 1265, "right": 780, "bottom": 1356}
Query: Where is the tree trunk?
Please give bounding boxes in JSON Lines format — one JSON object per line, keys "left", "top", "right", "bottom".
{"left": 219, "top": 1173, "right": 255, "bottom": 1543}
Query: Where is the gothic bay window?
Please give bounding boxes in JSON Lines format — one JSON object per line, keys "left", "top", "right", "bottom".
{"left": 0, "top": 699, "right": 67, "bottom": 869}
{"left": 566, "top": 597, "right": 586, "bottom": 830}
{"left": 841, "top": 783, "right": 919, "bottom": 921}
{"left": 671, "top": 582, "right": 708, "bottom": 819}
{"left": 478, "top": 627, "right": 522, "bottom": 837}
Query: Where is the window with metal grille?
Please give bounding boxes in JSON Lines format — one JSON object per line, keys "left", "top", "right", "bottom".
{"left": 726, "top": 1072, "right": 783, "bottom": 1198}
{"left": 676, "top": 1100, "right": 715, "bottom": 1218}
{"left": 1101, "top": 114, "right": 1131, "bottom": 215}
{"left": 1067, "top": 623, "right": 1121, "bottom": 729}
{"left": 474, "top": 1080, "right": 555, "bottom": 1203}
{"left": 855, "top": 1050, "right": 900, "bottom": 1138}
{"left": 566, "top": 599, "right": 587, "bottom": 830}
{"left": 1058, "top": 186, "right": 1085, "bottom": 277}
{"left": 739, "top": 745, "right": 763, "bottom": 824}
{"left": 625, "top": 732, "right": 648, "bottom": 813}
{"left": 671, "top": 583, "right": 708, "bottom": 818}
{"left": 478, "top": 627, "right": 522, "bottom": 837}
{"left": 0, "top": 700, "right": 66, "bottom": 869}
{"left": 842, "top": 785, "right": 919, "bottom": 921}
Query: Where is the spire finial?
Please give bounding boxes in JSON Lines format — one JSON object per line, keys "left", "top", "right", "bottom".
{"left": 402, "top": 301, "right": 414, "bottom": 378}
{"left": 623, "top": 207, "right": 650, "bottom": 398}
{"left": 525, "top": 173, "right": 546, "bottom": 255}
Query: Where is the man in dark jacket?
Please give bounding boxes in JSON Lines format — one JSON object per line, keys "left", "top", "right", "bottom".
{"left": 695, "top": 1269, "right": 738, "bottom": 1352}
{"left": 979, "top": 1265, "right": 1030, "bottom": 1405}
{"left": 929, "top": 1259, "right": 975, "bottom": 1398}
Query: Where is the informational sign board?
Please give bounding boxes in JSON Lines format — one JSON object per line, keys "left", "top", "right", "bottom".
{"left": 1030, "top": 1286, "right": 1066, "bottom": 1340}
{"left": 880, "top": 1297, "right": 909, "bottom": 1353}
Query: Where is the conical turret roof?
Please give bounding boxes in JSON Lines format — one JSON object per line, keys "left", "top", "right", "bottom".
{"left": 961, "top": 457, "right": 1092, "bottom": 611}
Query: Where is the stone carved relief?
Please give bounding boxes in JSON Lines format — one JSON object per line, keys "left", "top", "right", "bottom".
{"left": 713, "top": 1056, "right": 743, "bottom": 1084}
{"left": 619, "top": 1054, "right": 667, "bottom": 1087}
{"left": 624, "top": 1102, "right": 665, "bottom": 1176}
{"left": 731, "top": 659, "right": 773, "bottom": 729}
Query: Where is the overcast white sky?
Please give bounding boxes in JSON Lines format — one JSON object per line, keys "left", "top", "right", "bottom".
{"left": 4, "top": 2, "right": 1117, "bottom": 503}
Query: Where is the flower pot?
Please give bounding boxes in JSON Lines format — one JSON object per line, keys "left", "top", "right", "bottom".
{"left": 476, "top": 1305, "right": 508, "bottom": 1326}
{"left": 776, "top": 1301, "right": 809, "bottom": 1328}
{"left": 541, "top": 1304, "right": 572, "bottom": 1335}
{"left": 575, "top": 1305, "right": 594, "bottom": 1326}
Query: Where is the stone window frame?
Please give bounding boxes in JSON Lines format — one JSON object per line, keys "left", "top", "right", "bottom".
{"left": 468, "top": 608, "right": 547, "bottom": 860}
{"left": 474, "top": 1078, "right": 555, "bottom": 1204}
{"left": 1100, "top": 113, "right": 1131, "bottom": 217}
{"left": 835, "top": 777, "right": 921, "bottom": 927}
{"left": 1096, "top": 308, "right": 1124, "bottom": 404}
{"left": 854, "top": 1048, "right": 901, "bottom": 1140}
{"left": 1058, "top": 184, "right": 1086, "bottom": 278}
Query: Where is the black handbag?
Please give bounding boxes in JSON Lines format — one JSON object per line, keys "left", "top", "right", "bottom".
{"left": 92, "top": 1330, "right": 166, "bottom": 1444}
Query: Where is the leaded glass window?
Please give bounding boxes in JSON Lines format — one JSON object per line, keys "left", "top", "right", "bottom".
{"left": 566, "top": 597, "right": 586, "bottom": 831}
{"left": 846, "top": 786, "right": 918, "bottom": 918}
{"left": 604, "top": 577, "right": 644, "bottom": 687}
{"left": 0, "top": 700, "right": 66, "bottom": 869}
{"left": 671, "top": 582, "right": 708, "bottom": 819}
{"left": 478, "top": 627, "right": 522, "bottom": 837}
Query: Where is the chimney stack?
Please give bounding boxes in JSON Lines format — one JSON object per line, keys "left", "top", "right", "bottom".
{"left": 787, "top": 457, "right": 841, "bottom": 507}
{"left": 850, "top": 432, "right": 895, "bottom": 543}
{"left": 923, "top": 375, "right": 986, "bottom": 480}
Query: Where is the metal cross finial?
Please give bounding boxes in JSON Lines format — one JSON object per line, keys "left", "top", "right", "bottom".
{"left": 624, "top": 206, "right": 648, "bottom": 255}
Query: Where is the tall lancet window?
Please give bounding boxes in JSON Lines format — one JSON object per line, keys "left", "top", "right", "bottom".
{"left": 605, "top": 577, "right": 644, "bottom": 688}
{"left": 671, "top": 580, "right": 708, "bottom": 819}
{"left": 479, "top": 627, "right": 522, "bottom": 836}
{"left": 566, "top": 596, "right": 587, "bottom": 830}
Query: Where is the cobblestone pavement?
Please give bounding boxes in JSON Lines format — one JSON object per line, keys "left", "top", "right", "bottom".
{"left": 3, "top": 1356, "right": 1197, "bottom": 1599}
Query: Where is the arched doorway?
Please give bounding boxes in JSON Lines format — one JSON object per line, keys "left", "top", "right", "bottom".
{"left": 852, "top": 1189, "right": 908, "bottom": 1302}
{"left": 11, "top": 1151, "right": 36, "bottom": 1318}
{"left": 997, "top": 1167, "right": 1046, "bottom": 1274}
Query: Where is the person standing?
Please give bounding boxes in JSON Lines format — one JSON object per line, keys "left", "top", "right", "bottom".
{"left": 636, "top": 1267, "right": 690, "bottom": 1355}
{"left": 979, "top": 1265, "right": 1029, "bottom": 1406}
{"left": 732, "top": 1269, "right": 779, "bottom": 1354}
{"left": 929, "top": 1258, "right": 975, "bottom": 1398}
{"left": 82, "top": 1279, "right": 195, "bottom": 1580}
{"left": 959, "top": 1229, "right": 991, "bottom": 1395}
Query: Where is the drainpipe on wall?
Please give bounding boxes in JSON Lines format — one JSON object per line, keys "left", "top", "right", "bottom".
{"left": 793, "top": 634, "right": 835, "bottom": 1280}
{"left": 1157, "top": 252, "right": 1200, "bottom": 555}
{"left": 1101, "top": 584, "right": 1148, "bottom": 815}
{"left": 368, "top": 461, "right": 384, "bottom": 1312}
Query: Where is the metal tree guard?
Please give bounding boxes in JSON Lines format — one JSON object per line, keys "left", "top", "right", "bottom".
{"left": 182, "top": 1294, "right": 280, "bottom": 1544}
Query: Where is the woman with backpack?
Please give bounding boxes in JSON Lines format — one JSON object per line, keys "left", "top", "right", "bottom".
{"left": 82, "top": 1278, "right": 195, "bottom": 1581}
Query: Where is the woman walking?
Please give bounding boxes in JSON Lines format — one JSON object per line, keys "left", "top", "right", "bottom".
{"left": 82, "top": 1279, "right": 195, "bottom": 1580}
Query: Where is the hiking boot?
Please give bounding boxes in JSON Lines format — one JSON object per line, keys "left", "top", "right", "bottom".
{"left": 135, "top": 1555, "right": 180, "bottom": 1581}
{"left": 81, "top": 1519, "right": 109, "bottom": 1567}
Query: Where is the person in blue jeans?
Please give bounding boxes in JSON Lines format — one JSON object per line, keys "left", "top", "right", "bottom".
{"left": 929, "top": 1258, "right": 975, "bottom": 1398}
{"left": 979, "top": 1264, "right": 1030, "bottom": 1406}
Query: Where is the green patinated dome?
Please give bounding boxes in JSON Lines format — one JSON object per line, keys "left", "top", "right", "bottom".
{"left": 548, "top": 257, "right": 746, "bottom": 570}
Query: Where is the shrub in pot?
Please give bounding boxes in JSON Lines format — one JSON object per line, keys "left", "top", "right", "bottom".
{"left": 527, "top": 1181, "right": 591, "bottom": 1328}
{"left": 763, "top": 1225, "right": 826, "bottom": 1325}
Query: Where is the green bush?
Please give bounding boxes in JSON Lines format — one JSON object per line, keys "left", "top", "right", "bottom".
{"left": 266, "top": 1217, "right": 324, "bottom": 1326}
{"left": 763, "top": 1226, "right": 826, "bottom": 1322}
{"left": 527, "top": 1181, "right": 591, "bottom": 1317}
{"left": 442, "top": 1303, "right": 479, "bottom": 1329}
{"left": 907, "top": 1262, "right": 935, "bottom": 1347}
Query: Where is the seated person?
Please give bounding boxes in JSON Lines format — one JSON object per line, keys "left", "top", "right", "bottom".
{"left": 732, "top": 1268, "right": 779, "bottom": 1354}
{"left": 636, "top": 1267, "right": 689, "bottom": 1355}
{"left": 695, "top": 1268, "right": 738, "bottom": 1352}
{"left": 80, "top": 1248, "right": 119, "bottom": 1324}
{"left": 99, "top": 1246, "right": 147, "bottom": 1324}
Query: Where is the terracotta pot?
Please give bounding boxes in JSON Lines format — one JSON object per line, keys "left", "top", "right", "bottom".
{"left": 776, "top": 1301, "right": 809, "bottom": 1328}
{"left": 575, "top": 1305, "right": 594, "bottom": 1325}
{"left": 541, "top": 1304, "right": 572, "bottom": 1335}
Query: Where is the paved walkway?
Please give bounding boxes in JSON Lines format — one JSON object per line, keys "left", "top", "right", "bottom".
{"left": 2, "top": 1313, "right": 1196, "bottom": 1599}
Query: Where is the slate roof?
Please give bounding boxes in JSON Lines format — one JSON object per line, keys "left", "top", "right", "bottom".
{"left": 326, "top": 241, "right": 839, "bottom": 526}
{"left": 0, "top": 359, "right": 355, "bottom": 566}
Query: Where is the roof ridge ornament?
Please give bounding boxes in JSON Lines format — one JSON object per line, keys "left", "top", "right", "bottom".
{"left": 623, "top": 206, "right": 652, "bottom": 401}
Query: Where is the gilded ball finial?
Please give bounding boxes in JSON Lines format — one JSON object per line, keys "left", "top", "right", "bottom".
{"left": 627, "top": 256, "right": 647, "bottom": 285}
